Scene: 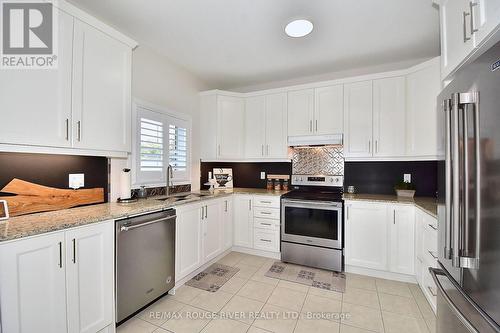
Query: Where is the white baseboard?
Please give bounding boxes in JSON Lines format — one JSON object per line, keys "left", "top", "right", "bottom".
{"left": 345, "top": 265, "right": 417, "bottom": 284}
{"left": 231, "top": 246, "right": 281, "bottom": 260}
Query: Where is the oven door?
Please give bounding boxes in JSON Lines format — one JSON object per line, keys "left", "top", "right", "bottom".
{"left": 281, "top": 199, "right": 342, "bottom": 249}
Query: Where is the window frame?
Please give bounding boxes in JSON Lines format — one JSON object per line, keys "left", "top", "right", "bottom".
{"left": 132, "top": 99, "right": 192, "bottom": 187}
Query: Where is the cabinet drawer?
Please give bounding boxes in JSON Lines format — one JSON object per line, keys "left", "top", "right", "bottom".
{"left": 424, "top": 221, "right": 438, "bottom": 253}
{"left": 253, "top": 196, "right": 280, "bottom": 208}
{"left": 254, "top": 228, "right": 280, "bottom": 252}
{"left": 254, "top": 218, "right": 280, "bottom": 231}
{"left": 254, "top": 207, "right": 280, "bottom": 220}
{"left": 422, "top": 264, "right": 437, "bottom": 308}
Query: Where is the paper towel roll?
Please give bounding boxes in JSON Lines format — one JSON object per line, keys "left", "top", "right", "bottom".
{"left": 119, "top": 168, "right": 132, "bottom": 200}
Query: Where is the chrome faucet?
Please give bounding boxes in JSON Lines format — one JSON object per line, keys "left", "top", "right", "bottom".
{"left": 166, "top": 164, "right": 173, "bottom": 196}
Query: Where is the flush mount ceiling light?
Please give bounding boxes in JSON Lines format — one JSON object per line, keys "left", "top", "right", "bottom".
{"left": 285, "top": 19, "right": 314, "bottom": 38}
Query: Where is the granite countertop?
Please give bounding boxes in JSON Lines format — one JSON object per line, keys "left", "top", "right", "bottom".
{"left": 343, "top": 193, "right": 438, "bottom": 218}
{"left": 0, "top": 188, "right": 287, "bottom": 243}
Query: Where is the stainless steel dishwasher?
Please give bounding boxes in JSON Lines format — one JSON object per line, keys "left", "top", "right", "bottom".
{"left": 115, "top": 208, "right": 176, "bottom": 323}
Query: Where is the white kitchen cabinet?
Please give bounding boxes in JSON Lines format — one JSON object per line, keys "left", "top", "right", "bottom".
{"left": 343, "top": 81, "right": 373, "bottom": 158}
{"left": 0, "top": 221, "right": 114, "bottom": 333}
{"left": 222, "top": 197, "right": 233, "bottom": 250}
{"left": 0, "top": 9, "right": 74, "bottom": 148}
{"left": 406, "top": 59, "right": 441, "bottom": 158}
{"left": 233, "top": 195, "right": 254, "bottom": 248}
{"left": 65, "top": 222, "right": 114, "bottom": 333}
{"left": 0, "top": 232, "right": 67, "bottom": 333}
{"left": 373, "top": 77, "right": 406, "bottom": 157}
{"left": 245, "top": 96, "right": 267, "bottom": 158}
{"left": 217, "top": 95, "right": 246, "bottom": 159}
{"left": 72, "top": 20, "right": 132, "bottom": 153}
{"left": 200, "top": 94, "right": 218, "bottom": 160}
{"left": 314, "top": 85, "right": 344, "bottom": 135}
{"left": 287, "top": 89, "right": 315, "bottom": 136}
{"left": 175, "top": 203, "right": 203, "bottom": 280}
{"left": 244, "top": 93, "right": 287, "bottom": 159}
{"left": 472, "top": 0, "right": 500, "bottom": 44}
{"left": 389, "top": 205, "right": 415, "bottom": 275}
{"left": 345, "top": 201, "right": 388, "bottom": 270}
{"left": 201, "top": 200, "right": 223, "bottom": 263}
{"left": 440, "top": 0, "right": 477, "bottom": 79}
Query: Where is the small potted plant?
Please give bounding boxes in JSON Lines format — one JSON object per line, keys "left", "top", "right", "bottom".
{"left": 394, "top": 181, "right": 416, "bottom": 198}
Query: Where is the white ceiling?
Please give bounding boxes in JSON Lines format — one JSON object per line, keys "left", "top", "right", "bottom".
{"left": 68, "top": 0, "right": 440, "bottom": 89}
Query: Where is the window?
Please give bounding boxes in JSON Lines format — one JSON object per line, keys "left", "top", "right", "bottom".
{"left": 134, "top": 103, "right": 191, "bottom": 186}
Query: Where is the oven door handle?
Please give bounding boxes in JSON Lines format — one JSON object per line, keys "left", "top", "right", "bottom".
{"left": 282, "top": 199, "right": 343, "bottom": 208}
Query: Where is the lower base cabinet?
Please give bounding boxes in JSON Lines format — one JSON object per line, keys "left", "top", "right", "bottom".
{"left": 233, "top": 195, "right": 254, "bottom": 248}
{"left": 0, "top": 220, "right": 114, "bottom": 333}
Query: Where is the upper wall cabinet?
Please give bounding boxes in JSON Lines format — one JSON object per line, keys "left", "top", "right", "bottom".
{"left": 0, "top": 9, "right": 74, "bottom": 149}
{"left": 343, "top": 81, "right": 373, "bottom": 158}
{"left": 72, "top": 20, "right": 132, "bottom": 153}
{"left": 406, "top": 59, "right": 441, "bottom": 158}
{"left": 200, "top": 93, "right": 246, "bottom": 160}
{"left": 245, "top": 93, "right": 287, "bottom": 159}
{"left": 0, "top": 2, "right": 136, "bottom": 156}
{"left": 287, "top": 89, "right": 314, "bottom": 136}
{"left": 373, "top": 77, "right": 406, "bottom": 157}
{"left": 287, "top": 86, "right": 343, "bottom": 138}
{"left": 440, "top": 0, "right": 500, "bottom": 79}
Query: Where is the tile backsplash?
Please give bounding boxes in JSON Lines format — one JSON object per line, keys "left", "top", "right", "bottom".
{"left": 292, "top": 146, "right": 344, "bottom": 175}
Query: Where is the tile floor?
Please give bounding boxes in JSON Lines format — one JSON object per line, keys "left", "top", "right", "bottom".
{"left": 117, "top": 251, "right": 436, "bottom": 333}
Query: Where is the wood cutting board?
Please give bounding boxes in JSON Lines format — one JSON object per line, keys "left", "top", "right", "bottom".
{"left": 1, "top": 178, "right": 104, "bottom": 217}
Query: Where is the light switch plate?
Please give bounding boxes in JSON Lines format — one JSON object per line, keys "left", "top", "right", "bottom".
{"left": 260, "top": 171, "right": 266, "bottom": 180}
{"left": 404, "top": 174, "right": 411, "bottom": 183}
{"left": 69, "top": 174, "right": 84, "bottom": 189}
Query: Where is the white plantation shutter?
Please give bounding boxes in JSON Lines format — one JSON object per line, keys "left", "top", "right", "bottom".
{"left": 134, "top": 104, "right": 191, "bottom": 185}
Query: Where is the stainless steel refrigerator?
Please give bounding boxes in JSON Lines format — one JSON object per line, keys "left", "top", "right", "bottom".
{"left": 434, "top": 33, "right": 500, "bottom": 333}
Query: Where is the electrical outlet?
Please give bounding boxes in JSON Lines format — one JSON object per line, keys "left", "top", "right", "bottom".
{"left": 260, "top": 171, "right": 266, "bottom": 180}
{"left": 69, "top": 174, "right": 84, "bottom": 189}
{"left": 404, "top": 174, "right": 411, "bottom": 183}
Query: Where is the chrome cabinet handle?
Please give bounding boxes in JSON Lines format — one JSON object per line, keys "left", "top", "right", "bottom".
{"left": 470, "top": 1, "right": 479, "bottom": 33}
{"left": 309, "top": 120, "right": 313, "bottom": 132}
{"left": 201, "top": 206, "right": 204, "bottom": 220}
{"left": 315, "top": 120, "right": 318, "bottom": 132}
{"left": 260, "top": 239, "right": 272, "bottom": 243}
{"left": 260, "top": 222, "right": 272, "bottom": 226}
{"left": 225, "top": 200, "right": 228, "bottom": 212}
{"left": 346, "top": 206, "right": 349, "bottom": 220}
{"left": 463, "top": 11, "right": 471, "bottom": 42}
{"left": 260, "top": 201, "right": 272, "bottom": 204}
{"left": 262, "top": 145, "right": 264, "bottom": 156}
{"left": 65, "top": 119, "right": 69, "bottom": 141}
{"left": 77, "top": 121, "right": 81, "bottom": 141}
{"left": 266, "top": 145, "right": 269, "bottom": 156}
{"left": 428, "top": 224, "right": 437, "bottom": 231}
{"left": 249, "top": 199, "right": 251, "bottom": 211}
{"left": 428, "top": 250, "right": 438, "bottom": 259}
{"left": 58, "top": 241, "right": 63, "bottom": 268}
{"left": 368, "top": 140, "right": 371, "bottom": 153}
{"left": 393, "top": 210, "right": 396, "bottom": 224}
{"left": 260, "top": 211, "right": 272, "bottom": 215}
{"left": 375, "top": 140, "right": 379, "bottom": 153}
{"left": 218, "top": 145, "right": 221, "bottom": 156}
{"left": 427, "top": 286, "right": 437, "bottom": 297}
{"left": 72, "top": 238, "right": 76, "bottom": 264}
{"left": 205, "top": 205, "right": 208, "bottom": 219}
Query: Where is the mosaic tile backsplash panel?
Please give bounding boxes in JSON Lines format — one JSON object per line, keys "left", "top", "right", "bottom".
{"left": 292, "top": 146, "right": 344, "bottom": 176}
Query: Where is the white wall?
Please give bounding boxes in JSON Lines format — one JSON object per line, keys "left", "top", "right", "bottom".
{"left": 110, "top": 45, "right": 208, "bottom": 201}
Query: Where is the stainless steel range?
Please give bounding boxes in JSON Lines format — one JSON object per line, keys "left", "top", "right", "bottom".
{"left": 281, "top": 174, "right": 344, "bottom": 272}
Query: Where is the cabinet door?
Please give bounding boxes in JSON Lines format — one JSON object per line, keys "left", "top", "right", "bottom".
{"left": 217, "top": 96, "right": 245, "bottom": 159}
{"left": 415, "top": 209, "right": 425, "bottom": 263}
{"left": 222, "top": 197, "right": 234, "bottom": 250}
{"left": 65, "top": 221, "right": 114, "bottom": 333}
{"left": 373, "top": 77, "right": 406, "bottom": 157}
{"left": 202, "top": 200, "right": 223, "bottom": 262}
{"left": 72, "top": 20, "right": 132, "bottom": 152}
{"left": 345, "top": 201, "right": 388, "bottom": 270}
{"left": 314, "top": 85, "right": 343, "bottom": 135}
{"left": 344, "top": 81, "right": 373, "bottom": 157}
{"left": 0, "top": 9, "right": 73, "bottom": 148}
{"left": 245, "top": 96, "right": 267, "bottom": 158}
{"left": 0, "top": 233, "right": 67, "bottom": 333}
{"left": 473, "top": 0, "right": 500, "bottom": 45}
{"left": 440, "top": 0, "right": 476, "bottom": 79}
{"left": 176, "top": 203, "right": 203, "bottom": 280}
{"left": 389, "top": 205, "right": 415, "bottom": 275}
{"left": 233, "top": 195, "right": 254, "bottom": 248}
{"left": 265, "top": 93, "right": 288, "bottom": 158}
{"left": 287, "top": 89, "right": 314, "bottom": 136}
{"left": 406, "top": 60, "right": 441, "bottom": 157}
{"left": 200, "top": 94, "right": 218, "bottom": 160}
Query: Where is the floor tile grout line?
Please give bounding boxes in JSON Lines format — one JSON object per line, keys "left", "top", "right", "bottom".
{"left": 376, "top": 284, "right": 387, "bottom": 333}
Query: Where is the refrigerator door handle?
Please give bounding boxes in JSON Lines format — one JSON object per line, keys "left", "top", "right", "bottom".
{"left": 430, "top": 268, "right": 480, "bottom": 333}
{"left": 451, "top": 93, "right": 461, "bottom": 268}
{"left": 444, "top": 98, "right": 453, "bottom": 259}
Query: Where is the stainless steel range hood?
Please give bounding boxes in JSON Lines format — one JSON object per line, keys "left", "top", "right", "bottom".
{"left": 287, "top": 134, "right": 343, "bottom": 147}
